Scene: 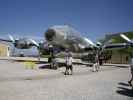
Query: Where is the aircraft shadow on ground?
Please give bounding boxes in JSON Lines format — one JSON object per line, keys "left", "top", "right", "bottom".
{"left": 35, "top": 61, "right": 48, "bottom": 64}
{"left": 15, "top": 60, "right": 47, "bottom": 64}
{"left": 39, "top": 63, "right": 66, "bottom": 69}
{"left": 103, "top": 64, "right": 129, "bottom": 68}
{"left": 115, "top": 66, "right": 129, "bottom": 68}
{"left": 116, "top": 82, "right": 133, "bottom": 97}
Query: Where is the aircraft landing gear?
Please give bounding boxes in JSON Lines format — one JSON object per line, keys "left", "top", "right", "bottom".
{"left": 48, "top": 57, "right": 52, "bottom": 63}
{"left": 48, "top": 57, "right": 58, "bottom": 70}
{"left": 50, "top": 62, "right": 58, "bottom": 70}
{"left": 99, "top": 59, "right": 103, "bottom": 65}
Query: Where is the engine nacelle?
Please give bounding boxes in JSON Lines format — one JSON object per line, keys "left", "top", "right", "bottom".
{"left": 45, "top": 28, "right": 66, "bottom": 43}
{"left": 14, "top": 39, "right": 33, "bottom": 49}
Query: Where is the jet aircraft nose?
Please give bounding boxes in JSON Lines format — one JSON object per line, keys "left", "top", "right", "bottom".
{"left": 45, "top": 29, "right": 56, "bottom": 41}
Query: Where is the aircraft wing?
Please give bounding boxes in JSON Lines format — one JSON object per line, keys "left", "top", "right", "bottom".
{"left": 103, "top": 43, "right": 128, "bottom": 50}
{"left": 0, "top": 38, "right": 12, "bottom": 42}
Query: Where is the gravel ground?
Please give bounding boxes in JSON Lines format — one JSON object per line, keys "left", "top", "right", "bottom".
{"left": 0, "top": 60, "right": 132, "bottom": 100}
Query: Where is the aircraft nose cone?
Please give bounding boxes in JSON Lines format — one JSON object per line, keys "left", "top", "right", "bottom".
{"left": 45, "top": 29, "right": 56, "bottom": 41}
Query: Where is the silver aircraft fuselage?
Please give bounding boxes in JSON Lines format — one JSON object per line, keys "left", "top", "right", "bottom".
{"left": 44, "top": 25, "right": 94, "bottom": 52}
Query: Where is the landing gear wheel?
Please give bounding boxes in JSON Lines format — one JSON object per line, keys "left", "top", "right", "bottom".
{"left": 48, "top": 57, "right": 52, "bottom": 63}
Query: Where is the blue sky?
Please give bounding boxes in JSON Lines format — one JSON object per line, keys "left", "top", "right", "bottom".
{"left": 0, "top": 0, "right": 133, "bottom": 42}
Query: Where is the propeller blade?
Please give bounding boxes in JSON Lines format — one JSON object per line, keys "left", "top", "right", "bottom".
{"left": 84, "top": 37, "right": 96, "bottom": 46}
{"left": 8, "top": 34, "right": 15, "bottom": 43}
{"left": 30, "top": 39, "right": 39, "bottom": 47}
{"left": 120, "top": 34, "right": 131, "bottom": 42}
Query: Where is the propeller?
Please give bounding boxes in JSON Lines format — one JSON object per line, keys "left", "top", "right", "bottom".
{"left": 29, "top": 39, "right": 39, "bottom": 47}
{"left": 120, "top": 34, "right": 133, "bottom": 45}
{"left": 7, "top": 34, "right": 16, "bottom": 56}
{"left": 120, "top": 34, "right": 132, "bottom": 42}
{"left": 84, "top": 37, "right": 96, "bottom": 47}
{"left": 29, "top": 39, "right": 43, "bottom": 61}
{"left": 8, "top": 34, "right": 15, "bottom": 43}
